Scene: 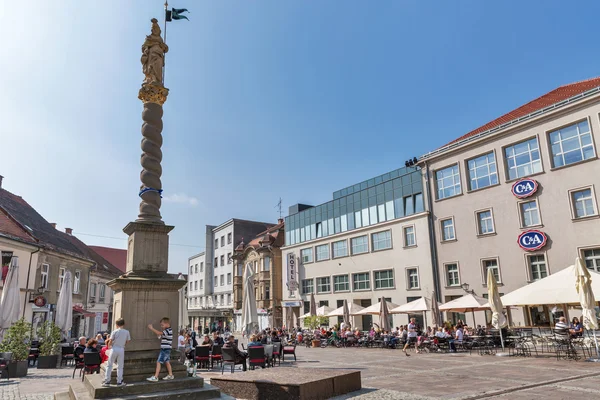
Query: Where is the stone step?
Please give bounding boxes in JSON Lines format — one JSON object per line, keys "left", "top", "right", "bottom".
{"left": 54, "top": 391, "right": 71, "bottom": 400}
{"left": 85, "top": 374, "right": 207, "bottom": 399}
{"left": 106, "top": 384, "right": 223, "bottom": 400}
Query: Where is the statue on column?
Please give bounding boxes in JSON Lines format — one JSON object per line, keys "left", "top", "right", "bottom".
{"left": 141, "top": 18, "right": 168, "bottom": 85}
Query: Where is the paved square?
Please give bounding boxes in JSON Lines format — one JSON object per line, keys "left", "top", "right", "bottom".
{"left": 4, "top": 346, "right": 600, "bottom": 399}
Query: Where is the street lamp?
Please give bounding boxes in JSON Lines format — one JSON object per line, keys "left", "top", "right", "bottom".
{"left": 461, "top": 283, "right": 475, "bottom": 295}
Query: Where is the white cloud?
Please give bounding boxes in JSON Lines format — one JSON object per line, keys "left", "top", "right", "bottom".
{"left": 163, "top": 193, "right": 199, "bottom": 207}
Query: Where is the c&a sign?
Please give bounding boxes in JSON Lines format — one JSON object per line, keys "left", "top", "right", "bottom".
{"left": 511, "top": 179, "right": 539, "bottom": 199}
{"left": 518, "top": 230, "right": 547, "bottom": 251}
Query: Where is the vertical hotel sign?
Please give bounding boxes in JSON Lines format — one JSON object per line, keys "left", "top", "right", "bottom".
{"left": 286, "top": 253, "right": 298, "bottom": 293}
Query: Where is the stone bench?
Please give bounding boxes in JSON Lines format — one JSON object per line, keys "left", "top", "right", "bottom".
{"left": 210, "top": 368, "right": 361, "bottom": 400}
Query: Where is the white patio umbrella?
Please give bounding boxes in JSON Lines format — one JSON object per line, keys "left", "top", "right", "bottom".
{"left": 286, "top": 306, "right": 294, "bottom": 330}
{"left": 379, "top": 297, "right": 391, "bottom": 332}
{"left": 241, "top": 264, "right": 258, "bottom": 336}
{"left": 327, "top": 302, "right": 365, "bottom": 318}
{"left": 0, "top": 257, "right": 20, "bottom": 342}
{"left": 430, "top": 291, "right": 441, "bottom": 328}
{"left": 390, "top": 296, "right": 437, "bottom": 329}
{"left": 343, "top": 299, "right": 351, "bottom": 328}
{"left": 575, "top": 257, "right": 600, "bottom": 361}
{"left": 55, "top": 270, "right": 73, "bottom": 339}
{"left": 299, "top": 305, "right": 334, "bottom": 319}
{"left": 439, "top": 293, "right": 488, "bottom": 326}
{"left": 309, "top": 293, "right": 317, "bottom": 316}
{"left": 356, "top": 300, "right": 400, "bottom": 315}
{"left": 487, "top": 268, "right": 507, "bottom": 352}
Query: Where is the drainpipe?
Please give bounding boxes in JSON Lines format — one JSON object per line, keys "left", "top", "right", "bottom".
{"left": 424, "top": 161, "right": 442, "bottom": 301}
{"left": 22, "top": 247, "right": 41, "bottom": 319}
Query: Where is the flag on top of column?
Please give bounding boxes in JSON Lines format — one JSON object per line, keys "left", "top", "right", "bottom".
{"left": 166, "top": 7, "right": 190, "bottom": 22}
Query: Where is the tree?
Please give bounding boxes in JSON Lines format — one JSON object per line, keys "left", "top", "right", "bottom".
{"left": 0, "top": 319, "right": 32, "bottom": 361}
{"left": 304, "top": 315, "right": 329, "bottom": 330}
{"left": 37, "top": 321, "right": 62, "bottom": 357}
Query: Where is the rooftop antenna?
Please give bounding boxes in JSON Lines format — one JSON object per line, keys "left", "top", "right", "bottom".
{"left": 275, "top": 198, "right": 283, "bottom": 219}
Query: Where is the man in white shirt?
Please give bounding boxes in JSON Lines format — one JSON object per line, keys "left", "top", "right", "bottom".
{"left": 103, "top": 318, "right": 131, "bottom": 387}
{"left": 403, "top": 318, "right": 419, "bottom": 355}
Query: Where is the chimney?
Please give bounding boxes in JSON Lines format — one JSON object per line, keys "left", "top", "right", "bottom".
{"left": 50, "top": 223, "right": 57, "bottom": 229}
{"left": 0, "top": 175, "right": 3, "bottom": 189}
{"left": 278, "top": 218, "right": 284, "bottom": 225}
{"left": 65, "top": 228, "right": 73, "bottom": 235}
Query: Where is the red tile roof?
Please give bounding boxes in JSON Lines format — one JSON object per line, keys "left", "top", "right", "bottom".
{"left": 0, "top": 208, "right": 36, "bottom": 243}
{"left": 442, "top": 77, "right": 600, "bottom": 148}
{"left": 89, "top": 246, "right": 127, "bottom": 273}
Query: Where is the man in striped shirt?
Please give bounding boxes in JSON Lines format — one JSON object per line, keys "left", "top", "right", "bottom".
{"left": 147, "top": 317, "right": 174, "bottom": 382}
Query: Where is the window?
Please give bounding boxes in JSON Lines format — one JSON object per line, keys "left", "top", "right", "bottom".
{"left": 441, "top": 218, "right": 455, "bottom": 241}
{"left": 214, "top": 276, "right": 218, "bottom": 287}
{"left": 302, "top": 279, "right": 313, "bottom": 294}
{"left": 190, "top": 265, "right": 193, "bottom": 274}
{"left": 549, "top": 120, "right": 595, "bottom": 168}
{"left": 90, "top": 282, "right": 97, "bottom": 299}
{"left": 227, "top": 253, "right": 232, "bottom": 264}
{"left": 332, "top": 240, "right": 348, "bottom": 258}
{"left": 436, "top": 164, "right": 461, "bottom": 199}
{"left": 315, "top": 244, "right": 329, "bottom": 261}
{"left": 372, "top": 231, "right": 392, "bottom": 251}
{"left": 351, "top": 236, "right": 369, "bottom": 255}
{"left": 99, "top": 284, "right": 106, "bottom": 303}
{"left": 352, "top": 273, "right": 370, "bottom": 291}
{"left": 374, "top": 270, "right": 394, "bottom": 289}
{"left": 301, "top": 248, "right": 313, "bottom": 264}
{"left": 467, "top": 152, "right": 498, "bottom": 190}
{"left": 227, "top": 233, "right": 232, "bottom": 244}
{"left": 483, "top": 259, "right": 501, "bottom": 284}
{"left": 265, "top": 285, "right": 270, "bottom": 300}
{"left": 194, "top": 281, "right": 198, "bottom": 291}
{"left": 221, "top": 236, "right": 225, "bottom": 247}
{"left": 445, "top": 263, "right": 460, "bottom": 287}
{"left": 316, "top": 277, "right": 331, "bottom": 293}
{"left": 58, "top": 268, "right": 65, "bottom": 291}
{"left": 220, "top": 275, "right": 224, "bottom": 286}
{"left": 220, "top": 295, "right": 224, "bottom": 305}
{"left": 220, "top": 255, "right": 225, "bottom": 267}
{"left": 504, "top": 137, "right": 543, "bottom": 180}
{"left": 214, "top": 257, "right": 218, "bottom": 268}
{"left": 571, "top": 188, "right": 597, "bottom": 219}
{"left": 200, "top": 279, "right": 203, "bottom": 289}
{"left": 333, "top": 275, "right": 349, "bottom": 292}
{"left": 519, "top": 200, "right": 541, "bottom": 227}
{"left": 227, "top": 293, "right": 231, "bottom": 304}
{"left": 404, "top": 226, "right": 416, "bottom": 247}
{"left": 404, "top": 196, "right": 414, "bottom": 215}
{"left": 477, "top": 210, "right": 495, "bottom": 235}
{"left": 214, "top": 239, "right": 218, "bottom": 249}
{"left": 584, "top": 248, "right": 600, "bottom": 272}
{"left": 200, "top": 262, "right": 203, "bottom": 272}
{"left": 528, "top": 255, "right": 548, "bottom": 281}
{"left": 227, "top": 273, "right": 231, "bottom": 285}
{"left": 407, "top": 268, "right": 419, "bottom": 289}
{"left": 40, "top": 264, "right": 49, "bottom": 289}
{"left": 263, "top": 256, "right": 271, "bottom": 271}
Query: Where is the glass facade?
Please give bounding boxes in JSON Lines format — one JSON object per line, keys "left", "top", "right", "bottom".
{"left": 285, "top": 167, "right": 423, "bottom": 246}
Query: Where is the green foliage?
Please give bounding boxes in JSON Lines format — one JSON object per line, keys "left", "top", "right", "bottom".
{"left": 0, "top": 319, "right": 32, "bottom": 361}
{"left": 37, "top": 321, "right": 62, "bottom": 356}
{"left": 304, "top": 315, "right": 329, "bottom": 330}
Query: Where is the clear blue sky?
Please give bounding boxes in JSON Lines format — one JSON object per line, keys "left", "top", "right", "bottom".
{"left": 1, "top": 1, "right": 599, "bottom": 273}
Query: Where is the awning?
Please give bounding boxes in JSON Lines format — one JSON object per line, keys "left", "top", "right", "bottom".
{"left": 73, "top": 306, "right": 95, "bottom": 317}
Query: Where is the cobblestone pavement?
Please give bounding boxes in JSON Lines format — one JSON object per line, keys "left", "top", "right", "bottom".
{"left": 0, "top": 367, "right": 73, "bottom": 400}
{"left": 4, "top": 347, "right": 600, "bottom": 399}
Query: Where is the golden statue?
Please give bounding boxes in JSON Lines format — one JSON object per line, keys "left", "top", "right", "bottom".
{"left": 141, "top": 18, "right": 169, "bottom": 85}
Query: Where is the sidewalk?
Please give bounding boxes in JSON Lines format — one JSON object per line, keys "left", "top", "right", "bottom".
{"left": 0, "top": 367, "right": 74, "bottom": 400}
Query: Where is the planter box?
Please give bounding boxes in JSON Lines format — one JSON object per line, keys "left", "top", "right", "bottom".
{"left": 37, "top": 355, "right": 58, "bottom": 369}
{"left": 7, "top": 360, "right": 28, "bottom": 378}
{"left": 311, "top": 340, "right": 321, "bottom": 348}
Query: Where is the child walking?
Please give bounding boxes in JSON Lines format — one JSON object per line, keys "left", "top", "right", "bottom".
{"left": 147, "top": 317, "right": 174, "bottom": 382}
{"left": 103, "top": 318, "right": 131, "bottom": 387}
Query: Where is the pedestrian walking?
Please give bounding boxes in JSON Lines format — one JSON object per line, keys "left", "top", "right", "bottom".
{"left": 102, "top": 318, "right": 131, "bottom": 387}
{"left": 147, "top": 317, "right": 174, "bottom": 382}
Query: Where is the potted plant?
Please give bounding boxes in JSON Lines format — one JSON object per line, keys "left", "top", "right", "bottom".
{"left": 0, "top": 319, "right": 32, "bottom": 377}
{"left": 36, "top": 321, "right": 61, "bottom": 369}
{"left": 304, "top": 315, "right": 329, "bottom": 348}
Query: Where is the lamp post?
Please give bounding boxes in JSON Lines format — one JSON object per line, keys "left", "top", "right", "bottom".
{"left": 461, "top": 283, "right": 475, "bottom": 295}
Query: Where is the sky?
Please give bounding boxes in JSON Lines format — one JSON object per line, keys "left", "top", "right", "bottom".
{"left": 1, "top": 1, "right": 600, "bottom": 274}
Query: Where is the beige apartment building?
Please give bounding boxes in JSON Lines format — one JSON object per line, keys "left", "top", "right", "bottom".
{"left": 282, "top": 168, "right": 436, "bottom": 330}
{"left": 419, "top": 77, "right": 600, "bottom": 327}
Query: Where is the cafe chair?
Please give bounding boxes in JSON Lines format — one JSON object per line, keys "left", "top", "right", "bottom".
{"left": 282, "top": 344, "right": 297, "bottom": 361}
{"left": 81, "top": 353, "right": 102, "bottom": 381}
{"left": 210, "top": 345, "right": 222, "bottom": 369}
{"left": 248, "top": 347, "right": 266, "bottom": 370}
{"left": 194, "top": 346, "right": 211, "bottom": 370}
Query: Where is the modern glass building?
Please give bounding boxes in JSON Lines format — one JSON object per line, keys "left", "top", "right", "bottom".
{"left": 285, "top": 167, "right": 424, "bottom": 246}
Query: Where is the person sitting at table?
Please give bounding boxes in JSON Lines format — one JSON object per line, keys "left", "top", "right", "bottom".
{"left": 200, "top": 335, "right": 213, "bottom": 347}
{"left": 74, "top": 337, "right": 87, "bottom": 360}
{"left": 223, "top": 335, "right": 248, "bottom": 371}
{"left": 248, "top": 334, "right": 263, "bottom": 347}
{"left": 271, "top": 331, "right": 281, "bottom": 342}
{"left": 84, "top": 339, "right": 99, "bottom": 353}
{"left": 435, "top": 327, "right": 446, "bottom": 339}
{"left": 555, "top": 316, "right": 570, "bottom": 341}
{"left": 100, "top": 339, "right": 111, "bottom": 363}
{"left": 212, "top": 331, "right": 224, "bottom": 346}
{"left": 570, "top": 317, "right": 584, "bottom": 338}
{"left": 476, "top": 325, "right": 486, "bottom": 336}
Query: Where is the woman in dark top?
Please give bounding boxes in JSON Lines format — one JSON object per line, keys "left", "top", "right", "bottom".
{"left": 84, "top": 339, "right": 99, "bottom": 353}
{"left": 271, "top": 331, "right": 281, "bottom": 342}
{"left": 570, "top": 317, "right": 584, "bottom": 337}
